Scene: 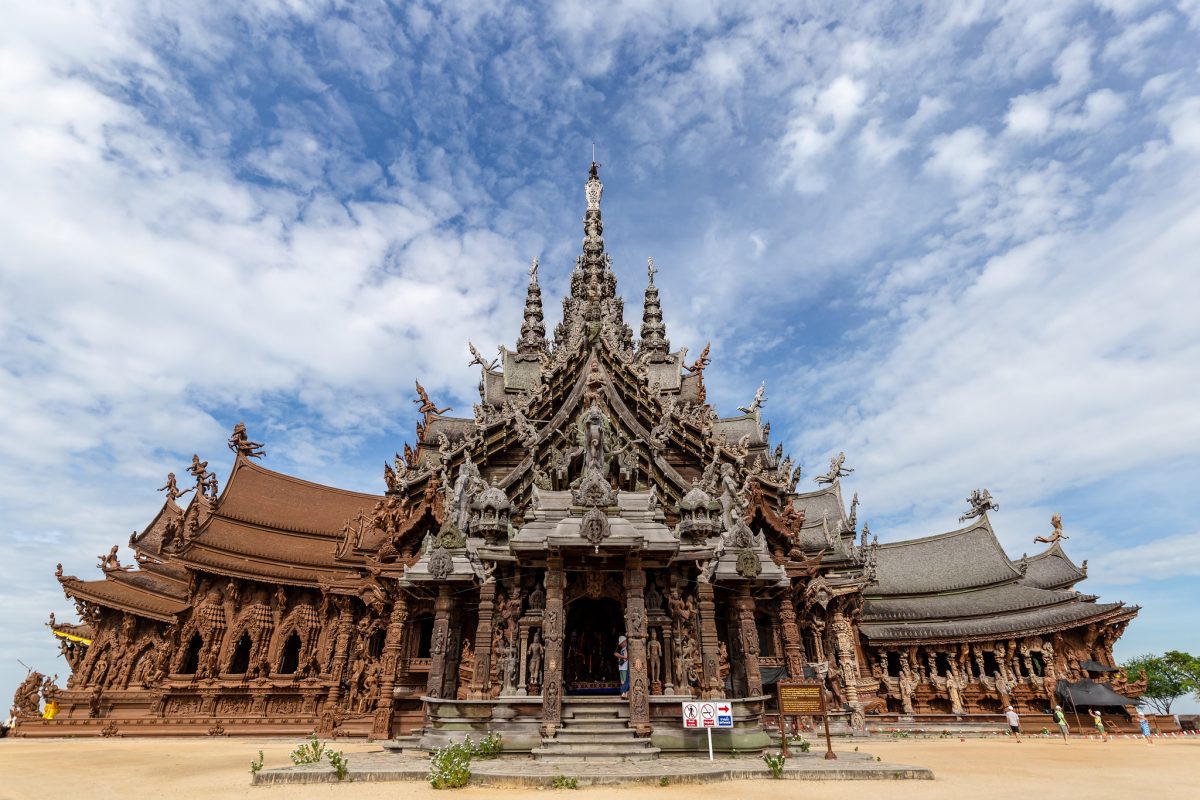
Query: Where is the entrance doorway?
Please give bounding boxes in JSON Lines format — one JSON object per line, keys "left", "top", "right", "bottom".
{"left": 564, "top": 596, "right": 624, "bottom": 694}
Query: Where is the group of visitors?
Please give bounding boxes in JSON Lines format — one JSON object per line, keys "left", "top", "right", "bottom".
{"left": 1004, "top": 704, "right": 1155, "bottom": 743}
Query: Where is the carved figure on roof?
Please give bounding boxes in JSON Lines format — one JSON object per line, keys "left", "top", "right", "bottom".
{"left": 815, "top": 452, "right": 853, "bottom": 485}
{"left": 205, "top": 472, "right": 219, "bottom": 499}
{"left": 788, "top": 464, "right": 802, "bottom": 492}
{"left": 227, "top": 422, "right": 265, "bottom": 459}
{"left": 383, "top": 462, "right": 399, "bottom": 492}
{"left": 187, "top": 454, "right": 211, "bottom": 493}
{"left": 98, "top": 545, "right": 132, "bottom": 573}
{"left": 12, "top": 670, "right": 44, "bottom": 716}
{"left": 1034, "top": 513, "right": 1069, "bottom": 545}
{"left": 959, "top": 488, "right": 999, "bottom": 522}
{"left": 738, "top": 381, "right": 766, "bottom": 415}
{"left": 581, "top": 403, "right": 610, "bottom": 472}
{"left": 414, "top": 380, "right": 451, "bottom": 418}
{"left": 685, "top": 342, "right": 712, "bottom": 374}
{"left": 648, "top": 399, "right": 675, "bottom": 453}
{"left": 158, "top": 472, "right": 193, "bottom": 503}
{"left": 468, "top": 341, "right": 499, "bottom": 373}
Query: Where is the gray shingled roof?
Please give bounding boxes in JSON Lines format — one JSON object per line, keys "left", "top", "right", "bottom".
{"left": 1017, "top": 542, "right": 1086, "bottom": 590}
{"left": 869, "top": 518, "right": 1023, "bottom": 595}
{"left": 863, "top": 583, "right": 1080, "bottom": 622}
{"left": 860, "top": 599, "right": 1127, "bottom": 643}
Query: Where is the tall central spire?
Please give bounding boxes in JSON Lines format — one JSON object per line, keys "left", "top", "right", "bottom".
{"left": 571, "top": 160, "right": 617, "bottom": 306}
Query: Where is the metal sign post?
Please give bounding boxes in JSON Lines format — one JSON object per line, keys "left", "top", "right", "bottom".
{"left": 777, "top": 679, "right": 836, "bottom": 761}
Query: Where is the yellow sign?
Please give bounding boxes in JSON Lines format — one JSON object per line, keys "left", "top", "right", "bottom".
{"left": 777, "top": 681, "right": 824, "bottom": 715}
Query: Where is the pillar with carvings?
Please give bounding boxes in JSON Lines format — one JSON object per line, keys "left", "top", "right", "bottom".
{"left": 778, "top": 592, "right": 805, "bottom": 677}
{"left": 696, "top": 582, "right": 723, "bottom": 699}
{"left": 317, "top": 597, "right": 355, "bottom": 736}
{"left": 425, "top": 585, "right": 453, "bottom": 698}
{"left": 371, "top": 591, "right": 409, "bottom": 739}
{"left": 624, "top": 557, "right": 651, "bottom": 734}
{"left": 737, "top": 585, "right": 763, "bottom": 697}
{"left": 831, "top": 608, "right": 860, "bottom": 705}
{"left": 468, "top": 583, "right": 497, "bottom": 699}
{"left": 541, "top": 557, "right": 565, "bottom": 737}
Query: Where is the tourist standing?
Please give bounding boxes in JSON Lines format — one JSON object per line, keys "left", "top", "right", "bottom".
{"left": 615, "top": 635, "right": 629, "bottom": 698}
{"left": 1090, "top": 709, "right": 1108, "bottom": 741}
{"left": 1137, "top": 711, "right": 1153, "bottom": 743}
{"left": 1053, "top": 705, "right": 1070, "bottom": 742}
{"left": 1005, "top": 705, "right": 1022, "bottom": 742}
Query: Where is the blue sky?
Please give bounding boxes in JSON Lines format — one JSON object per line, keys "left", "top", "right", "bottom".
{"left": 2, "top": 1, "right": 1199, "bottom": 711}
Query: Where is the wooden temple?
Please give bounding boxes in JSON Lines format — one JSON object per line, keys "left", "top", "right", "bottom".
{"left": 16, "top": 163, "right": 1142, "bottom": 751}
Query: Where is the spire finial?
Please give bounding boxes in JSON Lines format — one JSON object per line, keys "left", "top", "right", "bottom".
{"left": 647, "top": 256, "right": 657, "bottom": 285}
{"left": 639, "top": 256, "right": 670, "bottom": 360}
{"left": 517, "top": 256, "right": 547, "bottom": 354}
{"left": 530, "top": 257, "right": 539, "bottom": 284}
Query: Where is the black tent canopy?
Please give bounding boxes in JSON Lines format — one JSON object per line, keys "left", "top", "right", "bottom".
{"left": 1078, "top": 660, "right": 1120, "bottom": 673}
{"left": 1056, "top": 679, "right": 1134, "bottom": 708}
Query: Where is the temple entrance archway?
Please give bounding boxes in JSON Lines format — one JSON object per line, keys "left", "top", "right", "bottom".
{"left": 564, "top": 596, "right": 624, "bottom": 694}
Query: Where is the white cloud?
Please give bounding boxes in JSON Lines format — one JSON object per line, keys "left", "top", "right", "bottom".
{"left": 925, "top": 126, "right": 998, "bottom": 188}
{"left": 1090, "top": 532, "right": 1200, "bottom": 584}
{"left": 1162, "top": 96, "right": 1200, "bottom": 152}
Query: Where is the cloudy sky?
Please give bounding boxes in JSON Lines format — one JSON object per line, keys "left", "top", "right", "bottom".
{"left": 2, "top": 1, "right": 1199, "bottom": 709}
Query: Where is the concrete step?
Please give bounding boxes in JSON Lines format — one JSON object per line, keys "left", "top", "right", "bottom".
{"left": 531, "top": 743, "right": 661, "bottom": 763}
{"left": 552, "top": 729, "right": 643, "bottom": 743}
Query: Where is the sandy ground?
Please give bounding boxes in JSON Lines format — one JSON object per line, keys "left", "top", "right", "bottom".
{"left": 1, "top": 734, "right": 1197, "bottom": 800}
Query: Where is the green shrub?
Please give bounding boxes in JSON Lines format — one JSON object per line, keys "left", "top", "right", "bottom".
{"left": 327, "top": 750, "right": 349, "bottom": 781}
{"left": 551, "top": 775, "right": 579, "bottom": 789}
{"left": 249, "top": 750, "right": 264, "bottom": 776}
{"left": 659, "top": 776, "right": 670, "bottom": 787}
{"left": 763, "top": 751, "right": 787, "bottom": 779}
{"left": 429, "top": 741, "right": 473, "bottom": 789}
{"left": 472, "top": 731, "right": 503, "bottom": 758}
{"left": 290, "top": 733, "right": 327, "bottom": 765}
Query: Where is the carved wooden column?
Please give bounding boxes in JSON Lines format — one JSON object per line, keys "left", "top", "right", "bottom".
{"left": 371, "top": 592, "right": 409, "bottom": 739}
{"left": 516, "top": 624, "right": 531, "bottom": 696}
{"left": 737, "top": 585, "right": 763, "bottom": 697}
{"left": 661, "top": 626, "right": 676, "bottom": 695}
{"left": 696, "top": 582, "right": 723, "bottom": 699}
{"left": 317, "top": 597, "right": 355, "bottom": 736}
{"left": 442, "top": 603, "right": 463, "bottom": 699}
{"left": 778, "top": 592, "right": 805, "bottom": 677}
{"left": 624, "top": 557, "right": 651, "bottom": 734}
{"left": 468, "top": 583, "right": 497, "bottom": 699}
{"left": 540, "top": 556, "right": 565, "bottom": 737}
{"left": 831, "top": 608, "right": 860, "bottom": 705}
{"left": 425, "top": 585, "right": 453, "bottom": 698}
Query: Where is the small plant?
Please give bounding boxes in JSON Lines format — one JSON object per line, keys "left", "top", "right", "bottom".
{"left": 290, "top": 733, "right": 327, "bottom": 765}
{"left": 429, "top": 740, "right": 473, "bottom": 789}
{"left": 659, "top": 776, "right": 670, "bottom": 787}
{"left": 763, "top": 751, "right": 787, "bottom": 779}
{"left": 472, "top": 731, "right": 503, "bottom": 758}
{"left": 1041, "top": 727, "right": 1050, "bottom": 736}
{"left": 875, "top": 756, "right": 882, "bottom": 762}
{"left": 327, "top": 750, "right": 349, "bottom": 781}
{"left": 797, "top": 739, "right": 811, "bottom": 753}
{"left": 551, "top": 775, "right": 579, "bottom": 789}
{"left": 250, "top": 750, "right": 264, "bottom": 776}
{"left": 853, "top": 745, "right": 859, "bottom": 752}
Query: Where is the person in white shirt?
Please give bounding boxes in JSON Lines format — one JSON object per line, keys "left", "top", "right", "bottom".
{"left": 1005, "top": 705, "right": 1022, "bottom": 742}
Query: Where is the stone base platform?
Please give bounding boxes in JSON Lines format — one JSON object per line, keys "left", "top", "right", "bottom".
{"left": 253, "top": 750, "right": 933, "bottom": 786}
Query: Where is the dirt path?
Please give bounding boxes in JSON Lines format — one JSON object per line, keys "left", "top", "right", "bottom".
{"left": 1, "top": 734, "right": 1196, "bottom": 800}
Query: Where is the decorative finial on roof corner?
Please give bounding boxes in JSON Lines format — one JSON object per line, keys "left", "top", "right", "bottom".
{"left": 1034, "top": 512, "right": 1069, "bottom": 545}
{"left": 958, "top": 488, "right": 999, "bottom": 522}
{"left": 647, "top": 256, "right": 657, "bottom": 285}
{"left": 529, "top": 257, "right": 539, "bottom": 284}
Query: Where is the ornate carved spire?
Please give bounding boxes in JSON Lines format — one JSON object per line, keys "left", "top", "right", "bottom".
{"left": 573, "top": 160, "right": 617, "bottom": 305}
{"left": 517, "top": 258, "right": 546, "bottom": 354}
{"left": 639, "top": 257, "right": 670, "bottom": 361}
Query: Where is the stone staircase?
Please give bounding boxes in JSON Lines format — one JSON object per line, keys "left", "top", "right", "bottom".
{"left": 531, "top": 698, "right": 661, "bottom": 762}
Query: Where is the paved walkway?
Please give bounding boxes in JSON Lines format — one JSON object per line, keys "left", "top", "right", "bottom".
{"left": 254, "top": 750, "right": 933, "bottom": 786}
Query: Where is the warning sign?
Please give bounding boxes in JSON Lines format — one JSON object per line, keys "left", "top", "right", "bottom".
{"left": 682, "top": 701, "right": 700, "bottom": 728}
{"left": 682, "top": 701, "right": 733, "bottom": 729}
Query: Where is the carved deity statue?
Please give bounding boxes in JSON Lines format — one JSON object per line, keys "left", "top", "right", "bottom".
{"left": 158, "top": 472, "right": 193, "bottom": 502}
{"left": 959, "top": 488, "right": 999, "bottom": 522}
{"left": 684, "top": 342, "right": 711, "bottom": 374}
{"left": 227, "top": 422, "right": 265, "bottom": 459}
{"left": 1034, "top": 513, "right": 1069, "bottom": 545}
{"left": 414, "top": 380, "right": 451, "bottom": 417}
{"left": 648, "top": 629, "right": 662, "bottom": 686}
{"left": 527, "top": 631, "right": 545, "bottom": 687}
{"left": 738, "top": 381, "right": 766, "bottom": 415}
{"left": 815, "top": 451, "right": 853, "bottom": 485}
{"left": 187, "top": 454, "right": 211, "bottom": 495}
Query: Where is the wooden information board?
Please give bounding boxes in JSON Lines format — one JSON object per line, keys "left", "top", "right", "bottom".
{"left": 777, "top": 680, "right": 825, "bottom": 715}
